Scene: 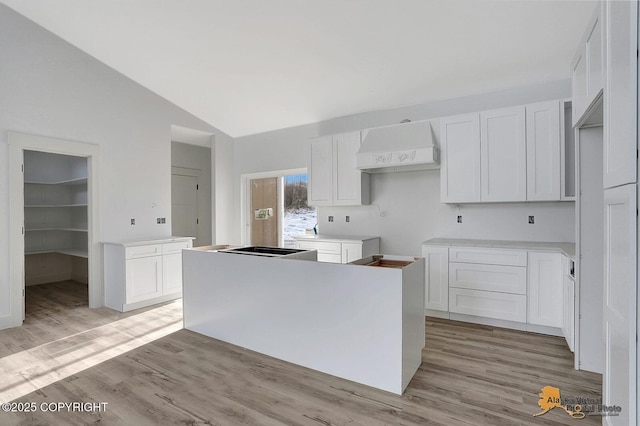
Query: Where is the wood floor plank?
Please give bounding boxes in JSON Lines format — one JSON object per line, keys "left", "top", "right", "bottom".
{"left": 0, "top": 281, "right": 602, "bottom": 426}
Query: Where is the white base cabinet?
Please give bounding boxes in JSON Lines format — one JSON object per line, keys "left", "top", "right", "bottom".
{"left": 104, "top": 237, "right": 193, "bottom": 312}
{"left": 422, "top": 240, "right": 575, "bottom": 343}
{"left": 295, "top": 235, "right": 380, "bottom": 264}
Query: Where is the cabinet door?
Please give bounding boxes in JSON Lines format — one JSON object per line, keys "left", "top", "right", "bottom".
{"left": 308, "top": 136, "right": 333, "bottom": 206}
{"left": 586, "top": 12, "right": 603, "bottom": 102}
{"left": 571, "top": 50, "right": 588, "bottom": 126}
{"left": 334, "top": 132, "right": 368, "bottom": 205}
{"left": 125, "top": 256, "right": 163, "bottom": 303}
{"left": 526, "top": 101, "right": 561, "bottom": 201}
{"left": 527, "top": 252, "right": 563, "bottom": 328}
{"left": 440, "top": 114, "right": 481, "bottom": 203}
{"left": 603, "top": 184, "right": 637, "bottom": 426}
{"left": 162, "top": 252, "right": 183, "bottom": 295}
{"left": 603, "top": 0, "right": 637, "bottom": 189}
{"left": 422, "top": 246, "right": 449, "bottom": 312}
{"left": 341, "top": 242, "right": 362, "bottom": 264}
{"left": 480, "top": 107, "right": 526, "bottom": 202}
{"left": 562, "top": 272, "right": 575, "bottom": 352}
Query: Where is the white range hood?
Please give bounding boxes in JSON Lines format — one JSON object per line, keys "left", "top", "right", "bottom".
{"left": 356, "top": 120, "right": 439, "bottom": 173}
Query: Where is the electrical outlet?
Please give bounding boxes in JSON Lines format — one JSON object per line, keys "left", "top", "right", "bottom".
{"left": 157, "top": 218, "right": 162, "bottom": 224}
{"left": 130, "top": 218, "right": 135, "bottom": 225}
{"left": 528, "top": 216, "right": 535, "bottom": 224}
{"left": 457, "top": 215, "right": 462, "bottom": 223}
{"left": 328, "top": 216, "right": 334, "bottom": 222}
{"left": 346, "top": 216, "right": 350, "bottom": 223}
{"left": 161, "top": 217, "right": 166, "bottom": 224}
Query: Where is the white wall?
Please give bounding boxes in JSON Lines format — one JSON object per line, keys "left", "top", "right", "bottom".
{"left": 0, "top": 5, "right": 233, "bottom": 325}
{"left": 234, "top": 80, "right": 575, "bottom": 253}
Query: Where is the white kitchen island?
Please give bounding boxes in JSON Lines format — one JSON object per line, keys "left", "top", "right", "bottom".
{"left": 182, "top": 249, "right": 425, "bottom": 395}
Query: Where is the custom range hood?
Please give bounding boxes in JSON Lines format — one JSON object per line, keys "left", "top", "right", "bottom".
{"left": 356, "top": 120, "right": 439, "bottom": 173}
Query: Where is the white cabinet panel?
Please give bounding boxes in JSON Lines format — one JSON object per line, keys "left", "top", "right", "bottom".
{"left": 440, "top": 114, "right": 481, "bottom": 203}
{"left": 572, "top": 52, "right": 587, "bottom": 126}
{"left": 309, "top": 132, "right": 369, "bottom": 206}
{"left": 448, "top": 247, "right": 527, "bottom": 267}
{"left": 422, "top": 246, "right": 449, "bottom": 312}
{"left": 341, "top": 242, "right": 363, "bottom": 264}
{"left": 603, "top": 0, "right": 638, "bottom": 189}
{"left": 125, "top": 244, "right": 162, "bottom": 259}
{"left": 296, "top": 240, "right": 341, "bottom": 254}
{"left": 162, "top": 253, "right": 183, "bottom": 295}
{"left": 449, "top": 288, "right": 526, "bottom": 322}
{"left": 125, "top": 256, "right": 163, "bottom": 304}
{"left": 480, "top": 106, "right": 526, "bottom": 202}
{"left": 317, "top": 253, "right": 342, "bottom": 263}
{"left": 603, "top": 184, "right": 637, "bottom": 426}
{"left": 527, "top": 252, "right": 563, "bottom": 328}
{"left": 449, "top": 262, "right": 526, "bottom": 295}
{"left": 526, "top": 101, "right": 561, "bottom": 201}
{"left": 308, "top": 137, "right": 333, "bottom": 206}
{"left": 562, "top": 268, "right": 575, "bottom": 353}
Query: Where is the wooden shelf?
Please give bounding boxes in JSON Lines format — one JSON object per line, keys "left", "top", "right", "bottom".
{"left": 24, "top": 177, "right": 87, "bottom": 186}
{"left": 25, "top": 227, "right": 87, "bottom": 232}
{"left": 25, "top": 249, "right": 88, "bottom": 258}
{"left": 25, "top": 204, "right": 88, "bottom": 208}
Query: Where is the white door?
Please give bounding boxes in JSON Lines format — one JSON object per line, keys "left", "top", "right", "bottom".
{"left": 422, "top": 246, "right": 449, "bottom": 312}
{"left": 333, "top": 132, "right": 363, "bottom": 206}
{"left": 603, "top": 0, "right": 637, "bottom": 189}
{"left": 162, "top": 253, "right": 183, "bottom": 295}
{"left": 526, "top": 101, "right": 561, "bottom": 201}
{"left": 308, "top": 136, "right": 333, "bottom": 206}
{"left": 480, "top": 106, "right": 526, "bottom": 202}
{"left": 125, "top": 256, "right": 163, "bottom": 304}
{"left": 440, "top": 113, "right": 481, "bottom": 203}
{"left": 603, "top": 184, "right": 637, "bottom": 426}
{"left": 171, "top": 174, "right": 198, "bottom": 245}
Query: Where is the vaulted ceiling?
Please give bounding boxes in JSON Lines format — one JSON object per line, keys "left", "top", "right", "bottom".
{"left": 3, "top": 1, "right": 597, "bottom": 137}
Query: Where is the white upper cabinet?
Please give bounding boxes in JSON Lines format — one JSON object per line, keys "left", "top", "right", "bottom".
{"left": 526, "top": 101, "right": 561, "bottom": 201}
{"left": 603, "top": 0, "right": 637, "bottom": 189}
{"left": 308, "top": 136, "right": 334, "bottom": 206}
{"left": 308, "top": 132, "right": 370, "bottom": 206}
{"left": 440, "top": 101, "right": 564, "bottom": 203}
{"left": 480, "top": 106, "right": 526, "bottom": 202}
{"left": 440, "top": 113, "right": 481, "bottom": 203}
{"left": 572, "top": 5, "right": 604, "bottom": 126}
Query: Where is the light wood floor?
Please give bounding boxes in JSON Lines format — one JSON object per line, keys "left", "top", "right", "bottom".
{"left": 1, "top": 281, "right": 601, "bottom": 425}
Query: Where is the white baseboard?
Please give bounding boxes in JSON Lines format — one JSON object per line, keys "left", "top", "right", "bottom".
{"left": 425, "top": 309, "right": 450, "bottom": 319}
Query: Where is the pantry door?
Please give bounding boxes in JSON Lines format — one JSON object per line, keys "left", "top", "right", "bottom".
{"left": 250, "top": 177, "right": 279, "bottom": 246}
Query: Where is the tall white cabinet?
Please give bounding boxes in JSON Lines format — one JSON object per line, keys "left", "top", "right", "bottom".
{"left": 308, "top": 132, "right": 370, "bottom": 206}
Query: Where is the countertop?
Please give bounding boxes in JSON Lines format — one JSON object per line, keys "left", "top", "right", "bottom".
{"left": 422, "top": 238, "right": 575, "bottom": 259}
{"left": 103, "top": 236, "right": 194, "bottom": 246}
{"left": 295, "top": 234, "right": 380, "bottom": 242}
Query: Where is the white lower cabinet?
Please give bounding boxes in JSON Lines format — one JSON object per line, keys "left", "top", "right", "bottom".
{"left": 294, "top": 236, "right": 380, "bottom": 264}
{"left": 422, "top": 246, "right": 449, "bottom": 312}
{"left": 104, "top": 237, "right": 193, "bottom": 312}
{"left": 527, "top": 252, "right": 563, "bottom": 328}
{"left": 422, "top": 241, "right": 574, "bottom": 342}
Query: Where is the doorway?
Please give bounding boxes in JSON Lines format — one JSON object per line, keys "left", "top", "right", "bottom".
{"left": 241, "top": 168, "right": 316, "bottom": 247}
{"left": 171, "top": 170, "right": 199, "bottom": 246}
{"left": 8, "top": 132, "right": 101, "bottom": 329}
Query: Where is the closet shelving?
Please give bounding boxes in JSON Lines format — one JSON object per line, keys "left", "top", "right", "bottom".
{"left": 24, "top": 174, "right": 88, "bottom": 259}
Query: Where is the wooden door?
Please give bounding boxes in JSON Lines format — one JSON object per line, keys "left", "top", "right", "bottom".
{"left": 171, "top": 174, "right": 198, "bottom": 245}
{"left": 251, "top": 177, "right": 279, "bottom": 246}
{"left": 440, "top": 113, "right": 481, "bottom": 203}
{"left": 480, "top": 106, "right": 526, "bottom": 202}
{"left": 603, "top": 184, "right": 637, "bottom": 426}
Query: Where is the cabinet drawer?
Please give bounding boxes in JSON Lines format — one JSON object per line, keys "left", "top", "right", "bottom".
{"left": 449, "top": 262, "right": 526, "bottom": 294}
{"left": 125, "top": 244, "right": 162, "bottom": 259}
{"left": 296, "top": 240, "right": 342, "bottom": 254}
{"left": 162, "top": 241, "right": 192, "bottom": 255}
{"left": 317, "top": 253, "right": 342, "bottom": 263}
{"left": 449, "top": 288, "right": 527, "bottom": 322}
{"left": 449, "top": 247, "right": 527, "bottom": 266}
